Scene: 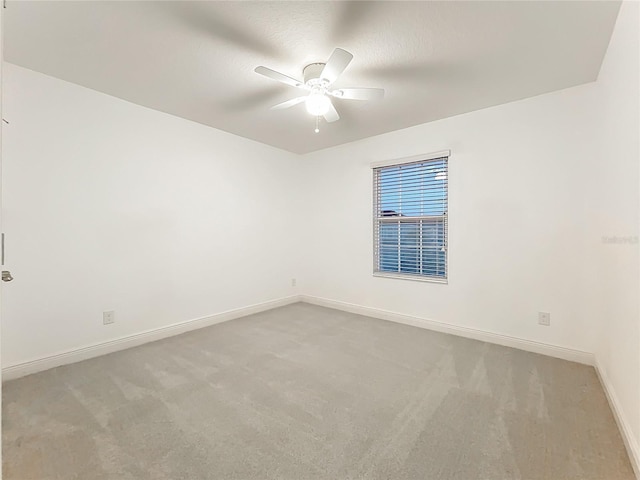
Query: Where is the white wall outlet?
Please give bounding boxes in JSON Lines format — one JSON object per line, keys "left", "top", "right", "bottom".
{"left": 538, "top": 312, "right": 550, "bottom": 326}
{"left": 103, "top": 311, "right": 115, "bottom": 325}
{"left": 291, "top": 278, "right": 297, "bottom": 287}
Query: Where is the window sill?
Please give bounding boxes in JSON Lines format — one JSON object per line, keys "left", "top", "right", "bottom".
{"left": 373, "top": 272, "right": 448, "bottom": 284}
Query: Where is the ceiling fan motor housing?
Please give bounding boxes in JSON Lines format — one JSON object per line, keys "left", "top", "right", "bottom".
{"left": 254, "top": 47, "right": 383, "bottom": 124}
{"left": 303, "top": 63, "right": 328, "bottom": 87}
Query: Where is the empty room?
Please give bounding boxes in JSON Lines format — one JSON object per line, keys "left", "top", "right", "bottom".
{"left": 0, "top": 1, "right": 638, "bottom": 479}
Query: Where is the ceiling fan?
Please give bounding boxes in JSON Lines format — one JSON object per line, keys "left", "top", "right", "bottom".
{"left": 254, "top": 48, "right": 384, "bottom": 132}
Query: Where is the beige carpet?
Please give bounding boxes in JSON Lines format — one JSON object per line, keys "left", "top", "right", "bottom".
{"left": 2, "top": 303, "right": 635, "bottom": 479}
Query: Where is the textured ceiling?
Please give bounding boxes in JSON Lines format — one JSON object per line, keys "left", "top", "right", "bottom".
{"left": 5, "top": 1, "right": 621, "bottom": 154}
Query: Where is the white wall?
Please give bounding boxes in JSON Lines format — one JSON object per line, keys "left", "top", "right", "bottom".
{"left": 591, "top": 0, "right": 640, "bottom": 467}
{"left": 1, "top": 63, "right": 299, "bottom": 367}
{"left": 299, "top": 81, "right": 601, "bottom": 354}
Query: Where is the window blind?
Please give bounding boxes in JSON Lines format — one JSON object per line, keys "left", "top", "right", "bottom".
{"left": 373, "top": 155, "right": 448, "bottom": 280}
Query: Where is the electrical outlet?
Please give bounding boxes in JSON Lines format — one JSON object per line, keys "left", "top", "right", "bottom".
{"left": 291, "top": 278, "right": 297, "bottom": 287}
{"left": 538, "top": 312, "right": 550, "bottom": 326}
{"left": 103, "top": 311, "right": 115, "bottom": 325}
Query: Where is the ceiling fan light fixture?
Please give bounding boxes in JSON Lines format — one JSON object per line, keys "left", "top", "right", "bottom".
{"left": 305, "top": 92, "right": 330, "bottom": 116}
{"left": 255, "top": 47, "right": 384, "bottom": 125}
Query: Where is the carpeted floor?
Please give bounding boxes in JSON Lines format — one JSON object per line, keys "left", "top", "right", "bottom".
{"left": 2, "top": 303, "right": 635, "bottom": 479}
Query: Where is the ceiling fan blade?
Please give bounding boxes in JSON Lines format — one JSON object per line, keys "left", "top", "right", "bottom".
{"left": 255, "top": 66, "right": 305, "bottom": 89}
{"left": 323, "top": 101, "right": 340, "bottom": 123}
{"left": 270, "top": 97, "right": 307, "bottom": 110}
{"left": 332, "top": 87, "right": 385, "bottom": 101}
{"left": 321, "top": 48, "right": 353, "bottom": 85}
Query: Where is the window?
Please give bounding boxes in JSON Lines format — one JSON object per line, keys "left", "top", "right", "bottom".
{"left": 373, "top": 152, "right": 448, "bottom": 282}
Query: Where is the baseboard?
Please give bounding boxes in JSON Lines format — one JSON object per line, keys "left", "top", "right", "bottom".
{"left": 2, "top": 295, "right": 301, "bottom": 382}
{"left": 594, "top": 360, "right": 640, "bottom": 479}
{"left": 300, "top": 295, "right": 595, "bottom": 365}
{"left": 300, "top": 295, "right": 640, "bottom": 473}
{"left": 4, "top": 294, "right": 636, "bottom": 476}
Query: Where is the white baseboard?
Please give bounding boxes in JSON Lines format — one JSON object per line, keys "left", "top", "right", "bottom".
{"left": 3, "top": 293, "right": 637, "bottom": 477}
{"left": 300, "top": 295, "right": 595, "bottom": 365}
{"left": 301, "top": 295, "right": 640, "bottom": 477}
{"left": 2, "top": 295, "right": 301, "bottom": 382}
{"left": 594, "top": 360, "right": 640, "bottom": 479}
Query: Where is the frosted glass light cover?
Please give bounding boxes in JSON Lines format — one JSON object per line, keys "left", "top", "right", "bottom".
{"left": 306, "top": 93, "right": 330, "bottom": 116}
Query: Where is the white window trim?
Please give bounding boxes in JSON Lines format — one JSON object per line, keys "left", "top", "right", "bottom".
{"left": 372, "top": 150, "right": 450, "bottom": 284}
{"left": 373, "top": 271, "right": 448, "bottom": 284}
{"left": 370, "top": 150, "right": 451, "bottom": 169}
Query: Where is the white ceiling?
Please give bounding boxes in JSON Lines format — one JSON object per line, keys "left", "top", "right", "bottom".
{"left": 5, "top": 1, "right": 620, "bottom": 154}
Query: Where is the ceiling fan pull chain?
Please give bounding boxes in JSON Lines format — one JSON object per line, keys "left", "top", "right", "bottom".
{"left": 255, "top": 48, "right": 383, "bottom": 126}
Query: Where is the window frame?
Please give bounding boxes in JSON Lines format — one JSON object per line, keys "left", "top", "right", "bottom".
{"left": 372, "top": 150, "right": 450, "bottom": 284}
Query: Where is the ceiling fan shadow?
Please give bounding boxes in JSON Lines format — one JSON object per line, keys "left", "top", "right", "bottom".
{"left": 359, "top": 61, "right": 466, "bottom": 82}
{"left": 164, "top": 3, "right": 281, "bottom": 59}
{"left": 330, "top": 1, "right": 378, "bottom": 43}
{"left": 217, "top": 86, "right": 286, "bottom": 112}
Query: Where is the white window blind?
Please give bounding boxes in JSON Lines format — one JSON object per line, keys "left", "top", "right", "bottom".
{"left": 373, "top": 154, "right": 448, "bottom": 281}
